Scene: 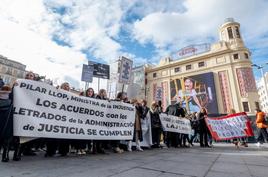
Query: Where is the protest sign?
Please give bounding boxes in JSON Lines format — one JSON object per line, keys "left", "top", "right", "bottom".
{"left": 118, "top": 56, "right": 133, "bottom": 84}
{"left": 13, "top": 79, "right": 135, "bottom": 140}
{"left": 159, "top": 114, "right": 192, "bottom": 134}
{"left": 206, "top": 112, "right": 254, "bottom": 140}
{"left": 88, "top": 61, "right": 110, "bottom": 79}
{"left": 81, "top": 64, "right": 93, "bottom": 82}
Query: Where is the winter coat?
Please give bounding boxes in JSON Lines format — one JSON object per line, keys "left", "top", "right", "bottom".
{"left": 0, "top": 98, "right": 13, "bottom": 143}
{"left": 256, "top": 111, "right": 267, "bottom": 129}
{"left": 165, "top": 103, "right": 185, "bottom": 117}
{"left": 141, "top": 106, "right": 149, "bottom": 120}
{"left": 191, "top": 117, "right": 199, "bottom": 130}
{"left": 150, "top": 109, "right": 161, "bottom": 128}
{"left": 197, "top": 112, "right": 208, "bottom": 131}
{"left": 134, "top": 105, "right": 143, "bottom": 141}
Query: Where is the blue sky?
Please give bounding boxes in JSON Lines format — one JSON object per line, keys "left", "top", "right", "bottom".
{"left": 0, "top": 0, "right": 268, "bottom": 88}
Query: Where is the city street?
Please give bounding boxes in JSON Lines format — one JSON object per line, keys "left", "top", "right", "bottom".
{"left": 1, "top": 143, "right": 268, "bottom": 177}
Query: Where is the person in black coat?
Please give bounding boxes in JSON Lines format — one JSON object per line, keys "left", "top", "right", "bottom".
{"left": 189, "top": 112, "right": 199, "bottom": 145}
{"left": 93, "top": 89, "right": 108, "bottom": 154}
{"left": 0, "top": 85, "right": 17, "bottom": 162}
{"left": 198, "top": 108, "right": 210, "bottom": 147}
{"left": 0, "top": 77, "right": 4, "bottom": 89}
{"left": 150, "top": 101, "right": 162, "bottom": 148}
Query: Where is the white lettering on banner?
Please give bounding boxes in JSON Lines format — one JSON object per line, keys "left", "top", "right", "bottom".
{"left": 159, "top": 114, "right": 191, "bottom": 134}
{"left": 206, "top": 113, "right": 253, "bottom": 140}
{"left": 13, "top": 79, "right": 136, "bottom": 140}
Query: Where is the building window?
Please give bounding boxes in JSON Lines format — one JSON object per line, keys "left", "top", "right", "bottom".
{"left": 198, "top": 61, "right": 205, "bottom": 67}
{"left": 153, "top": 73, "right": 157, "bottom": 78}
{"left": 174, "top": 67, "right": 180, "bottom": 73}
{"left": 227, "top": 27, "right": 233, "bottom": 39}
{"left": 13, "top": 70, "right": 17, "bottom": 77}
{"left": 235, "top": 26, "right": 240, "bottom": 38}
{"left": 233, "top": 53, "right": 239, "bottom": 60}
{"left": 255, "top": 102, "right": 260, "bottom": 110}
{"left": 242, "top": 102, "right": 250, "bottom": 112}
{"left": 244, "top": 53, "right": 249, "bottom": 59}
{"left": 6, "top": 67, "right": 12, "bottom": 75}
{"left": 186, "top": 65, "right": 192, "bottom": 70}
{"left": 1, "top": 66, "right": 6, "bottom": 73}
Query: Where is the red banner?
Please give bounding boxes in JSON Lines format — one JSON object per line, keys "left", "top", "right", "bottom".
{"left": 205, "top": 112, "right": 254, "bottom": 140}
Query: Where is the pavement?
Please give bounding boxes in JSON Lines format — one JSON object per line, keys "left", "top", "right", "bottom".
{"left": 1, "top": 143, "right": 268, "bottom": 177}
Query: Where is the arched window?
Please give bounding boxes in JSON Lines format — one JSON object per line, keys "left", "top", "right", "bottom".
{"left": 235, "top": 26, "right": 240, "bottom": 38}
{"left": 227, "top": 27, "right": 233, "bottom": 39}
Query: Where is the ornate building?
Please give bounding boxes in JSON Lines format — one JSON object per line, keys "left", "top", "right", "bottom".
{"left": 0, "top": 55, "right": 26, "bottom": 86}
{"left": 145, "top": 18, "right": 259, "bottom": 115}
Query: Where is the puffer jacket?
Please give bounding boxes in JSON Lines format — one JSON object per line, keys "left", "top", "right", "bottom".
{"left": 256, "top": 111, "right": 267, "bottom": 129}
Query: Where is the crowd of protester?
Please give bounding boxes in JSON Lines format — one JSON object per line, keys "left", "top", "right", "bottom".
{"left": 0, "top": 72, "right": 268, "bottom": 162}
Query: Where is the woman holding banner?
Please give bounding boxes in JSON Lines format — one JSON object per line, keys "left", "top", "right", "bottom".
{"left": 84, "top": 87, "right": 96, "bottom": 154}
{"left": 2, "top": 71, "right": 37, "bottom": 162}
{"left": 127, "top": 99, "right": 143, "bottom": 151}
{"left": 1, "top": 85, "right": 14, "bottom": 162}
{"left": 93, "top": 89, "right": 108, "bottom": 154}
{"left": 58, "top": 82, "right": 71, "bottom": 156}
{"left": 198, "top": 108, "right": 210, "bottom": 147}
{"left": 150, "top": 101, "right": 162, "bottom": 148}
{"left": 110, "top": 92, "right": 126, "bottom": 153}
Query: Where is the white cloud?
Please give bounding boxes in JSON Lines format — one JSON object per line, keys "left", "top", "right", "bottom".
{"left": 1, "top": 0, "right": 268, "bottom": 90}
{"left": 46, "top": 0, "right": 128, "bottom": 62}
{"left": 133, "top": 0, "right": 268, "bottom": 55}
{"left": 0, "top": 0, "right": 87, "bottom": 88}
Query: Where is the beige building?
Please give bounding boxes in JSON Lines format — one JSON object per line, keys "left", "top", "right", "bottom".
{"left": 0, "top": 55, "right": 26, "bottom": 86}
{"left": 146, "top": 18, "right": 259, "bottom": 115}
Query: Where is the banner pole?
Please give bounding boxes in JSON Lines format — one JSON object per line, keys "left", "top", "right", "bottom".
{"left": 122, "top": 84, "right": 125, "bottom": 93}
{"left": 98, "top": 78, "right": 100, "bottom": 92}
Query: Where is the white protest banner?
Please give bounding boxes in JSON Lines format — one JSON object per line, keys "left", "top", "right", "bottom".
{"left": 206, "top": 112, "right": 254, "bottom": 140}
{"left": 13, "top": 79, "right": 135, "bottom": 140}
{"left": 159, "top": 114, "right": 191, "bottom": 134}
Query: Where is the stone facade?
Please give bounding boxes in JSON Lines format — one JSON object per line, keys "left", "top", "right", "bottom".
{"left": 145, "top": 18, "right": 259, "bottom": 115}
{"left": 0, "top": 55, "right": 26, "bottom": 86}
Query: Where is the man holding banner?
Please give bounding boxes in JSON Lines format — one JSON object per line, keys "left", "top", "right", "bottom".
{"left": 163, "top": 102, "right": 187, "bottom": 148}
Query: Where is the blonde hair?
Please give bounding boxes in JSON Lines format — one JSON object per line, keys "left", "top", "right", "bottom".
{"left": 228, "top": 108, "right": 236, "bottom": 114}
{"left": 151, "top": 101, "right": 157, "bottom": 108}
{"left": 130, "top": 98, "right": 138, "bottom": 104}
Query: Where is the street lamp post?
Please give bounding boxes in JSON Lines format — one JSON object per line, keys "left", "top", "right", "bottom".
{"left": 252, "top": 63, "right": 268, "bottom": 110}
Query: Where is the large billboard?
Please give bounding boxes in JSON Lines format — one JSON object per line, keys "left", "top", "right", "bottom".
{"left": 88, "top": 61, "right": 110, "bottom": 79}
{"left": 170, "top": 72, "right": 218, "bottom": 114}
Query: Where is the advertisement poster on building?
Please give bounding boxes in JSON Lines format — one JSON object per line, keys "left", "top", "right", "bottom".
{"left": 170, "top": 72, "right": 218, "bottom": 114}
